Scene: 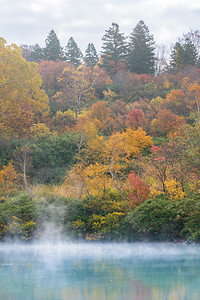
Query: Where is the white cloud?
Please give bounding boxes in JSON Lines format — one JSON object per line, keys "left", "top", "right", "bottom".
{"left": 0, "top": 0, "right": 199, "bottom": 52}
{"left": 147, "top": 0, "right": 200, "bottom": 10}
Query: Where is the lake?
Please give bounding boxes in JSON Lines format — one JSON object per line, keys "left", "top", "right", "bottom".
{"left": 0, "top": 242, "right": 199, "bottom": 300}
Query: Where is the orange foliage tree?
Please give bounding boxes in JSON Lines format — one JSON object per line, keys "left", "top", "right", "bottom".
{"left": 164, "top": 89, "right": 188, "bottom": 117}
{"left": 0, "top": 161, "right": 19, "bottom": 200}
{"left": 150, "top": 109, "right": 185, "bottom": 136}
{"left": 88, "top": 101, "right": 113, "bottom": 134}
{"left": 187, "top": 82, "right": 200, "bottom": 118}
{"left": 87, "top": 100, "right": 129, "bottom": 135}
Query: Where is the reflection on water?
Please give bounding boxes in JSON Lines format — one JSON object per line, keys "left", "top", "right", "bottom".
{"left": 0, "top": 242, "right": 200, "bottom": 300}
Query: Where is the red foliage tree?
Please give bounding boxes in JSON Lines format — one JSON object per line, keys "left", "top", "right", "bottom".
{"left": 127, "top": 171, "right": 149, "bottom": 206}
{"left": 126, "top": 109, "right": 145, "bottom": 129}
{"left": 38, "top": 60, "right": 68, "bottom": 98}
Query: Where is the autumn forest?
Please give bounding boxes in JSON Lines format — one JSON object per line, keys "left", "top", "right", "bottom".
{"left": 0, "top": 21, "right": 200, "bottom": 242}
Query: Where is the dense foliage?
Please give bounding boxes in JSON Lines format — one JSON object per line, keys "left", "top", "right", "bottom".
{"left": 1, "top": 23, "right": 200, "bottom": 242}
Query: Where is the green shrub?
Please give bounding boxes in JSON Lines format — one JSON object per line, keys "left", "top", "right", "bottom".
{"left": 0, "top": 193, "right": 37, "bottom": 240}
{"left": 29, "top": 133, "right": 78, "bottom": 183}
{"left": 63, "top": 194, "right": 130, "bottom": 240}
{"left": 125, "top": 194, "right": 200, "bottom": 242}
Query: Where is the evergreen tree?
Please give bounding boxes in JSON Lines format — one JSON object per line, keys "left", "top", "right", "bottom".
{"left": 182, "top": 29, "right": 200, "bottom": 57}
{"left": 64, "top": 37, "right": 83, "bottom": 67}
{"left": 84, "top": 43, "right": 99, "bottom": 67}
{"left": 100, "top": 23, "right": 128, "bottom": 74}
{"left": 30, "top": 44, "right": 44, "bottom": 62}
{"left": 127, "top": 20, "right": 155, "bottom": 74}
{"left": 170, "top": 38, "right": 198, "bottom": 71}
{"left": 44, "top": 29, "right": 63, "bottom": 61}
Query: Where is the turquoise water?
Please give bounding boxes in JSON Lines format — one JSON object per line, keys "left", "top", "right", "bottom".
{"left": 0, "top": 242, "right": 200, "bottom": 300}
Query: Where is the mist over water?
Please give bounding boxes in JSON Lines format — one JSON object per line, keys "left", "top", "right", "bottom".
{"left": 0, "top": 240, "right": 199, "bottom": 261}
{"left": 0, "top": 240, "right": 200, "bottom": 300}
{"left": 2, "top": 217, "right": 200, "bottom": 260}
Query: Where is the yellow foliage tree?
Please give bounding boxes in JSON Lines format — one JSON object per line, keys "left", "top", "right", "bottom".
{"left": 64, "top": 163, "right": 111, "bottom": 199}
{"left": 0, "top": 38, "right": 49, "bottom": 137}
{"left": 55, "top": 63, "right": 100, "bottom": 120}
{"left": 82, "top": 163, "right": 112, "bottom": 198}
{"left": 29, "top": 123, "right": 52, "bottom": 138}
{"left": 149, "top": 96, "right": 164, "bottom": 113}
{"left": 73, "top": 116, "right": 106, "bottom": 161}
{"left": 188, "top": 82, "right": 200, "bottom": 118}
{"left": 51, "top": 109, "right": 76, "bottom": 133}
{"left": 164, "top": 179, "right": 185, "bottom": 201}
{"left": 64, "top": 164, "right": 87, "bottom": 200}
{"left": 102, "top": 89, "right": 117, "bottom": 102}
{"left": 105, "top": 128, "right": 152, "bottom": 196}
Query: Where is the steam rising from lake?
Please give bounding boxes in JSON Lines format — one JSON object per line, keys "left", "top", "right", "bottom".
{"left": 0, "top": 241, "right": 199, "bottom": 262}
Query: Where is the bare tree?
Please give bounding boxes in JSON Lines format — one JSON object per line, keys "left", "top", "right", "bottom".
{"left": 155, "top": 44, "right": 170, "bottom": 74}
{"left": 15, "top": 144, "right": 33, "bottom": 196}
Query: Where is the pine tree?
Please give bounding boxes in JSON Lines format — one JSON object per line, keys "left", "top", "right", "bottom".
{"left": 64, "top": 37, "right": 83, "bottom": 67}
{"left": 170, "top": 38, "right": 198, "bottom": 71}
{"left": 30, "top": 44, "right": 44, "bottom": 62}
{"left": 100, "top": 23, "right": 128, "bottom": 75}
{"left": 84, "top": 43, "right": 99, "bottom": 67}
{"left": 44, "top": 29, "right": 63, "bottom": 61}
{"left": 182, "top": 29, "right": 200, "bottom": 57}
{"left": 184, "top": 38, "right": 198, "bottom": 65}
{"left": 127, "top": 20, "right": 155, "bottom": 74}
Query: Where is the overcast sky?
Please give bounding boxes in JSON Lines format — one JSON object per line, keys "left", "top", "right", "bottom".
{"left": 0, "top": 0, "right": 200, "bottom": 54}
